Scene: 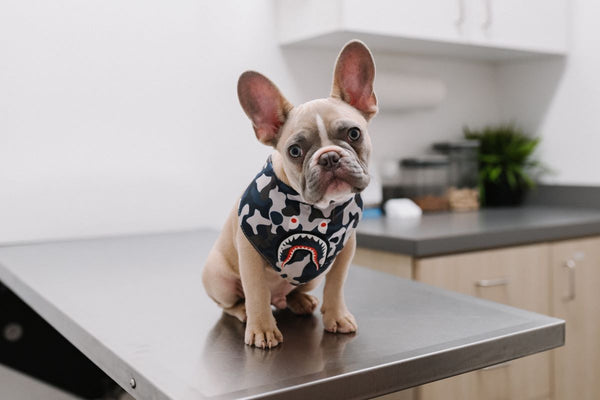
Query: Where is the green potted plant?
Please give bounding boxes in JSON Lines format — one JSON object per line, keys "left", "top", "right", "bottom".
{"left": 464, "top": 124, "right": 544, "bottom": 206}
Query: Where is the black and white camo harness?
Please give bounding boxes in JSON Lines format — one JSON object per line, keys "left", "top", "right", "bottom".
{"left": 238, "top": 157, "right": 363, "bottom": 286}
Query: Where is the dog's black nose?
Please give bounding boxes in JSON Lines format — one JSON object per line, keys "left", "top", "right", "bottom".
{"left": 318, "top": 151, "right": 341, "bottom": 169}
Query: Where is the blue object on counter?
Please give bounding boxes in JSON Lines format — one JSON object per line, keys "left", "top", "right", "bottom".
{"left": 362, "top": 207, "right": 383, "bottom": 219}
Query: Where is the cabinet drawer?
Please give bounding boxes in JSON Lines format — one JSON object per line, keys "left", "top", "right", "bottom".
{"left": 414, "top": 244, "right": 551, "bottom": 314}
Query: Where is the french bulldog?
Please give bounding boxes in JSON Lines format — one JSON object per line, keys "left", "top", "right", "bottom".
{"left": 202, "top": 40, "right": 377, "bottom": 349}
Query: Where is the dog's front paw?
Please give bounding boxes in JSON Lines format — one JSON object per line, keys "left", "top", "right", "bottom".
{"left": 321, "top": 307, "right": 357, "bottom": 333}
{"left": 244, "top": 317, "right": 283, "bottom": 349}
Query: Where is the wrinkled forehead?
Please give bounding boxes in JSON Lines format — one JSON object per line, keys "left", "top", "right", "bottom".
{"left": 278, "top": 98, "right": 367, "bottom": 144}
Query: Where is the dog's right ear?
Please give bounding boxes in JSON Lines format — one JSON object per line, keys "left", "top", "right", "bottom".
{"left": 237, "top": 71, "right": 293, "bottom": 147}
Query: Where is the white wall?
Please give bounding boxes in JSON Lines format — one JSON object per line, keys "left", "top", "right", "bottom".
{"left": 282, "top": 47, "right": 500, "bottom": 163}
{"left": 0, "top": 0, "right": 500, "bottom": 243}
{"left": 496, "top": 0, "right": 599, "bottom": 185}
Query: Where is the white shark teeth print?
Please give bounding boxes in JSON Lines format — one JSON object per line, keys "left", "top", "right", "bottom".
{"left": 277, "top": 233, "right": 327, "bottom": 265}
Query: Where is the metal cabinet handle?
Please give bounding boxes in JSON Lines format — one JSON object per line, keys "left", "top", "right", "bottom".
{"left": 475, "top": 277, "right": 509, "bottom": 287}
{"left": 455, "top": 0, "right": 465, "bottom": 27}
{"left": 482, "top": 0, "right": 493, "bottom": 29}
{"left": 563, "top": 259, "right": 576, "bottom": 301}
{"left": 481, "top": 361, "right": 511, "bottom": 371}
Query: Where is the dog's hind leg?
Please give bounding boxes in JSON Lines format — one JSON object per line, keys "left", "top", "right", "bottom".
{"left": 202, "top": 247, "right": 244, "bottom": 313}
{"left": 223, "top": 302, "right": 247, "bottom": 323}
{"left": 286, "top": 276, "right": 322, "bottom": 315}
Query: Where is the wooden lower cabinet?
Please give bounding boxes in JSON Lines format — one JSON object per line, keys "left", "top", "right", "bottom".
{"left": 355, "top": 236, "right": 600, "bottom": 400}
{"left": 550, "top": 237, "right": 600, "bottom": 400}
{"left": 414, "top": 244, "right": 552, "bottom": 400}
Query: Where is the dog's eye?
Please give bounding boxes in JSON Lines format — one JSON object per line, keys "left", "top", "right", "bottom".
{"left": 288, "top": 144, "right": 303, "bottom": 158}
{"left": 348, "top": 127, "right": 361, "bottom": 142}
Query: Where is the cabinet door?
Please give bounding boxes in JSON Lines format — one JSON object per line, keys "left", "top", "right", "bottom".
{"left": 551, "top": 237, "right": 600, "bottom": 400}
{"left": 342, "top": 0, "right": 469, "bottom": 44}
{"left": 353, "top": 247, "right": 413, "bottom": 279}
{"left": 414, "top": 244, "right": 552, "bottom": 400}
{"left": 468, "top": 0, "right": 567, "bottom": 53}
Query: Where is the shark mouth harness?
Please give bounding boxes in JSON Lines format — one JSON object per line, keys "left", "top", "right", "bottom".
{"left": 238, "top": 157, "right": 363, "bottom": 285}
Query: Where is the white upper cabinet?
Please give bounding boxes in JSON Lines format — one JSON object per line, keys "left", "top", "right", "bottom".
{"left": 276, "top": 0, "right": 568, "bottom": 60}
{"left": 468, "top": 0, "right": 567, "bottom": 53}
{"left": 340, "top": 0, "right": 469, "bottom": 44}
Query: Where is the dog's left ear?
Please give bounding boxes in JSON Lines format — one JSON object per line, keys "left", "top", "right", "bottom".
{"left": 331, "top": 40, "right": 377, "bottom": 120}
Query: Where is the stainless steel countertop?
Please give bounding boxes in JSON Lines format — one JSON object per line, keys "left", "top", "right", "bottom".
{"left": 357, "top": 206, "right": 600, "bottom": 257}
{"left": 0, "top": 230, "right": 564, "bottom": 399}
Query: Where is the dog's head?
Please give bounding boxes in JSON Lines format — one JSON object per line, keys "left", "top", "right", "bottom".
{"left": 238, "top": 40, "right": 377, "bottom": 208}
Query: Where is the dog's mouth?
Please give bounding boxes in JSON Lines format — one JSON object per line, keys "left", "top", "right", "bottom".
{"left": 277, "top": 233, "right": 328, "bottom": 270}
{"left": 311, "top": 169, "right": 370, "bottom": 206}
{"left": 323, "top": 172, "right": 364, "bottom": 192}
